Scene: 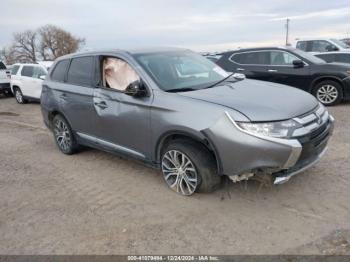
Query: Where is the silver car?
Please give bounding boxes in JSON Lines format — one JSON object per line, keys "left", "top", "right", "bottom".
{"left": 41, "top": 48, "right": 334, "bottom": 196}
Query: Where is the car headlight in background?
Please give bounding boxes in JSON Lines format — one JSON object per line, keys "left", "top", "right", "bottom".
{"left": 237, "top": 119, "right": 300, "bottom": 138}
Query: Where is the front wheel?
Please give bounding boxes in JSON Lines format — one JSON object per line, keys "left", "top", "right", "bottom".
{"left": 52, "top": 115, "right": 78, "bottom": 155}
{"left": 161, "top": 140, "right": 221, "bottom": 196}
{"left": 313, "top": 80, "right": 342, "bottom": 106}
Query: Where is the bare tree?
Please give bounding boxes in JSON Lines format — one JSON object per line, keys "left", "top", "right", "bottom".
{"left": 39, "top": 25, "right": 85, "bottom": 60}
{"left": 12, "top": 30, "right": 39, "bottom": 63}
{"left": 3, "top": 25, "right": 85, "bottom": 64}
{"left": 0, "top": 46, "right": 17, "bottom": 65}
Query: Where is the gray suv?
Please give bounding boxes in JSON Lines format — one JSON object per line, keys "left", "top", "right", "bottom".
{"left": 41, "top": 48, "right": 334, "bottom": 196}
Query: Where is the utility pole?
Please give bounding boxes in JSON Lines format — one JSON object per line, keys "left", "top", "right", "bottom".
{"left": 285, "top": 18, "right": 290, "bottom": 46}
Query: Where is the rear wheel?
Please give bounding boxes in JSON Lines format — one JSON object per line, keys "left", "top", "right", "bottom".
{"left": 52, "top": 115, "right": 78, "bottom": 155}
{"left": 313, "top": 80, "right": 342, "bottom": 106}
{"left": 161, "top": 140, "right": 221, "bottom": 196}
{"left": 14, "top": 88, "right": 27, "bottom": 104}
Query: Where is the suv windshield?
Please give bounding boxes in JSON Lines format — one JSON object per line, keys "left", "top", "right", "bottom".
{"left": 134, "top": 51, "right": 230, "bottom": 91}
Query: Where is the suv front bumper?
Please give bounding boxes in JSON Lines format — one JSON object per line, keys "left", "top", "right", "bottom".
{"left": 204, "top": 111, "right": 334, "bottom": 184}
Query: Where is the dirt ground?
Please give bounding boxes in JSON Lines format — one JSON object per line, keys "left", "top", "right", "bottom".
{"left": 0, "top": 96, "right": 349, "bottom": 255}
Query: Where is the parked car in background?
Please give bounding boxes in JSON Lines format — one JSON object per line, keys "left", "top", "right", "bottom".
{"left": 11, "top": 63, "right": 48, "bottom": 104}
{"left": 215, "top": 47, "right": 350, "bottom": 105}
{"left": 341, "top": 38, "right": 350, "bottom": 47}
{"left": 315, "top": 52, "right": 350, "bottom": 64}
{"left": 41, "top": 48, "right": 334, "bottom": 195}
{"left": 295, "top": 38, "right": 350, "bottom": 53}
{"left": 0, "top": 61, "right": 12, "bottom": 96}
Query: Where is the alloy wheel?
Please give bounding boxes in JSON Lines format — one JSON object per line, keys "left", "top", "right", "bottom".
{"left": 15, "top": 90, "right": 23, "bottom": 103}
{"left": 54, "top": 119, "right": 72, "bottom": 152}
{"left": 316, "top": 85, "right": 338, "bottom": 104}
{"left": 162, "top": 150, "right": 198, "bottom": 196}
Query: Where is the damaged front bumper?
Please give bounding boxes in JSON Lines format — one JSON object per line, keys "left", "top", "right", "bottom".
{"left": 203, "top": 110, "right": 334, "bottom": 185}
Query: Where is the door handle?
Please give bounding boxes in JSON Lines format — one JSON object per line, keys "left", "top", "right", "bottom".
{"left": 268, "top": 69, "right": 278, "bottom": 72}
{"left": 237, "top": 68, "right": 245, "bottom": 71}
{"left": 94, "top": 101, "right": 108, "bottom": 109}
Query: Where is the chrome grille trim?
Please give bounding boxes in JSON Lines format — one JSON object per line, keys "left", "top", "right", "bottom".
{"left": 292, "top": 105, "right": 329, "bottom": 138}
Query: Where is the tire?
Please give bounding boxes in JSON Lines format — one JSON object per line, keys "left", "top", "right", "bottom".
{"left": 312, "top": 80, "right": 343, "bottom": 106}
{"left": 161, "top": 140, "right": 221, "bottom": 196}
{"left": 14, "top": 88, "right": 27, "bottom": 104}
{"left": 52, "top": 115, "right": 78, "bottom": 155}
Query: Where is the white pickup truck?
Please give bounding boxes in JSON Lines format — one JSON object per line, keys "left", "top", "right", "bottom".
{"left": 0, "top": 61, "right": 11, "bottom": 96}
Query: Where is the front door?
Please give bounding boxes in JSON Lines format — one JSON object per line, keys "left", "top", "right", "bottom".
{"left": 266, "top": 50, "right": 311, "bottom": 91}
{"left": 92, "top": 55, "right": 152, "bottom": 160}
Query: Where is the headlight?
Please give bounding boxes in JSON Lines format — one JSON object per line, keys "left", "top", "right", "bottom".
{"left": 237, "top": 119, "right": 300, "bottom": 138}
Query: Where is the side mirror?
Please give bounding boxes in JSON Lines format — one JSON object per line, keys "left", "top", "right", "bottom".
{"left": 292, "top": 60, "right": 304, "bottom": 68}
{"left": 39, "top": 75, "right": 46, "bottom": 80}
{"left": 125, "top": 80, "right": 147, "bottom": 97}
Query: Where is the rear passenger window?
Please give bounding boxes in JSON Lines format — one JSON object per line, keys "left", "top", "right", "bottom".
{"left": 67, "top": 56, "right": 93, "bottom": 86}
{"left": 21, "top": 66, "right": 35, "bottom": 77}
{"left": 51, "top": 60, "right": 70, "bottom": 82}
{"left": 232, "top": 52, "right": 269, "bottom": 65}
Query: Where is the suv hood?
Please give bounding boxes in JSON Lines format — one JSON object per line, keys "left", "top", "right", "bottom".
{"left": 178, "top": 79, "right": 318, "bottom": 122}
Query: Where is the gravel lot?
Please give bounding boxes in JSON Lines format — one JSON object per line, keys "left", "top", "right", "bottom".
{"left": 0, "top": 96, "right": 349, "bottom": 255}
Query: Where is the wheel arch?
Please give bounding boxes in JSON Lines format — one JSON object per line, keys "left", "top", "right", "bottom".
{"left": 155, "top": 130, "right": 223, "bottom": 174}
{"left": 47, "top": 110, "right": 72, "bottom": 130}
{"left": 310, "top": 76, "right": 344, "bottom": 94}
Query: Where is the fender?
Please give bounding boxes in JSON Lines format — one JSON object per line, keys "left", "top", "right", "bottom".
{"left": 154, "top": 129, "right": 223, "bottom": 174}
{"left": 310, "top": 75, "right": 344, "bottom": 92}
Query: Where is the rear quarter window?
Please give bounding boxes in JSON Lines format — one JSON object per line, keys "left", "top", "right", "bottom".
{"left": 51, "top": 60, "right": 70, "bottom": 82}
{"left": 11, "top": 65, "right": 20, "bottom": 75}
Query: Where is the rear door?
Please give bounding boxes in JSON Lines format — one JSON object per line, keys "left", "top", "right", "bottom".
{"left": 228, "top": 51, "right": 273, "bottom": 82}
{"left": 55, "top": 56, "right": 96, "bottom": 136}
{"left": 19, "top": 66, "right": 37, "bottom": 97}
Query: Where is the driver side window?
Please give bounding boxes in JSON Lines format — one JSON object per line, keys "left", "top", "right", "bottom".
{"left": 101, "top": 57, "right": 140, "bottom": 91}
{"left": 269, "top": 51, "right": 298, "bottom": 66}
{"left": 311, "top": 40, "right": 336, "bottom": 52}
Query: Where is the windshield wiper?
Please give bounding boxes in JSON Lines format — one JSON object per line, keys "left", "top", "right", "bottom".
{"left": 167, "top": 87, "right": 197, "bottom": 93}
{"left": 203, "top": 72, "right": 235, "bottom": 89}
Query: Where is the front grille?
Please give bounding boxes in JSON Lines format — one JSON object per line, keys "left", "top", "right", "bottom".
{"left": 292, "top": 104, "right": 329, "bottom": 138}
{"left": 290, "top": 105, "right": 332, "bottom": 167}
{"left": 296, "top": 120, "right": 331, "bottom": 166}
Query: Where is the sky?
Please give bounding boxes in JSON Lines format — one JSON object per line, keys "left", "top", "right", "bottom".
{"left": 1, "top": 0, "right": 350, "bottom": 52}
